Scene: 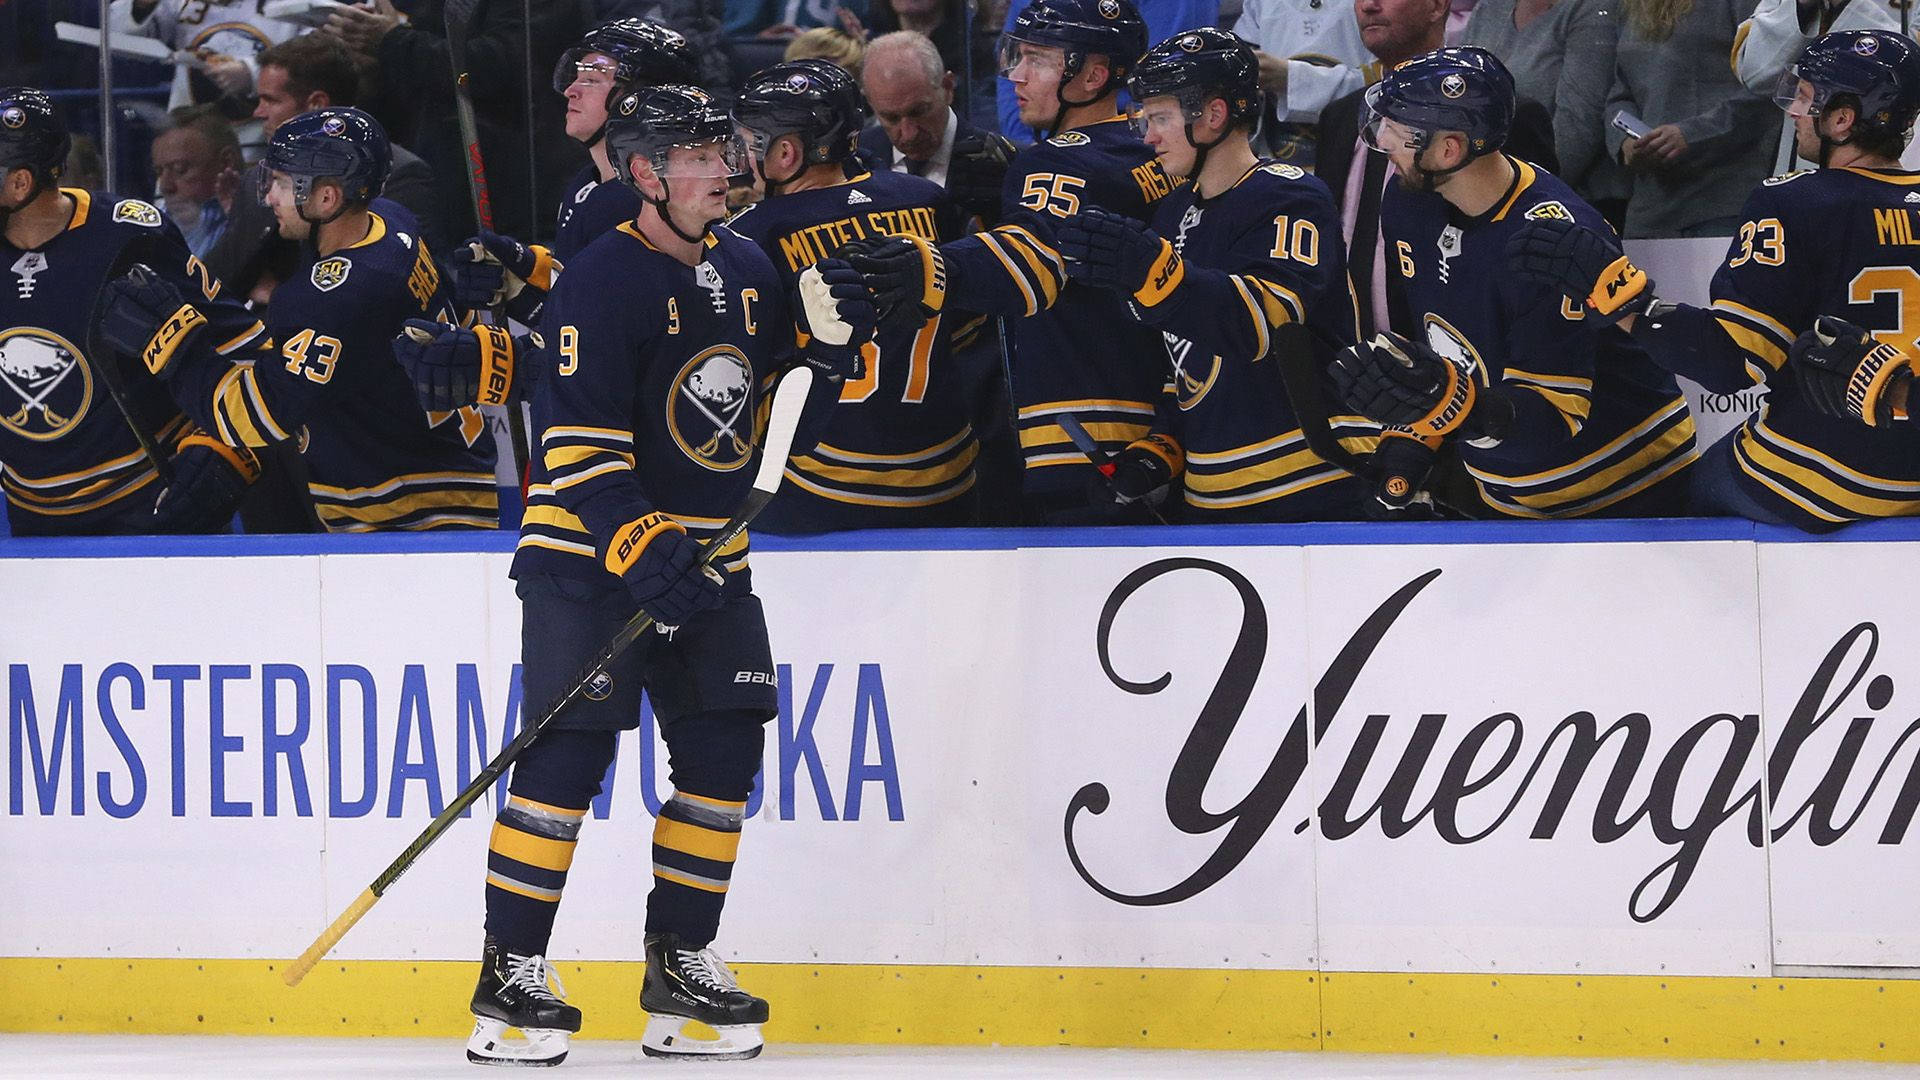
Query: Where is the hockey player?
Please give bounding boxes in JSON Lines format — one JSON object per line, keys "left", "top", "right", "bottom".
{"left": 102, "top": 107, "right": 499, "bottom": 531}
{"left": 1510, "top": 30, "right": 1920, "bottom": 531}
{"left": 395, "top": 19, "right": 700, "bottom": 414}
{"left": 840, "top": 0, "right": 1181, "bottom": 523}
{"left": 727, "top": 58, "right": 1002, "bottom": 530}
{"left": 1327, "top": 48, "right": 1699, "bottom": 518}
{"left": 470, "top": 84, "right": 873, "bottom": 1065}
{"left": 1056, "top": 29, "right": 1363, "bottom": 521}
{"left": 0, "top": 86, "right": 265, "bottom": 536}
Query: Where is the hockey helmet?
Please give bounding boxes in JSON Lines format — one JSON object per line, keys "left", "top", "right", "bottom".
{"left": 732, "top": 59, "right": 867, "bottom": 170}
{"left": 1362, "top": 47, "right": 1515, "bottom": 161}
{"left": 998, "top": 0, "right": 1148, "bottom": 88}
{"left": 0, "top": 87, "right": 69, "bottom": 186}
{"left": 1776, "top": 30, "right": 1920, "bottom": 139}
{"left": 1128, "top": 28, "right": 1261, "bottom": 130}
{"left": 553, "top": 19, "right": 699, "bottom": 101}
{"left": 606, "top": 84, "right": 746, "bottom": 190}
{"left": 261, "top": 106, "right": 390, "bottom": 211}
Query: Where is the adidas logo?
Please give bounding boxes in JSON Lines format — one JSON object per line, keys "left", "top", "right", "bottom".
{"left": 1905, "top": 191, "right": 1920, "bottom": 203}
{"left": 848, "top": 190, "right": 872, "bottom": 204}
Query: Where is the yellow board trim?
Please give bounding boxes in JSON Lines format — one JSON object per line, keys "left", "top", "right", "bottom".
{"left": 6, "top": 959, "right": 1919, "bottom": 1062}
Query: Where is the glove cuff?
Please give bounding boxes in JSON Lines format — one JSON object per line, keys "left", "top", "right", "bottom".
{"left": 1410, "top": 360, "right": 1478, "bottom": 440}
{"left": 177, "top": 432, "right": 262, "bottom": 483}
{"left": 1851, "top": 340, "right": 1912, "bottom": 427}
{"left": 604, "top": 512, "right": 686, "bottom": 578}
{"left": 143, "top": 303, "right": 209, "bottom": 377}
{"left": 905, "top": 234, "right": 947, "bottom": 316}
{"left": 1127, "top": 432, "right": 1185, "bottom": 477}
{"left": 473, "top": 324, "right": 517, "bottom": 407}
{"left": 524, "top": 245, "right": 559, "bottom": 292}
{"left": 1588, "top": 255, "right": 1654, "bottom": 321}
{"left": 1131, "top": 239, "right": 1185, "bottom": 308}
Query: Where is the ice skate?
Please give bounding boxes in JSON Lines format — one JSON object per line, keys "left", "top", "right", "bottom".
{"left": 465, "top": 936, "right": 582, "bottom": 1067}
{"left": 639, "top": 932, "right": 769, "bottom": 1061}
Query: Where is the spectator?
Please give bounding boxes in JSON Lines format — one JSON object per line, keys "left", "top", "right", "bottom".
{"left": 857, "top": 29, "right": 1015, "bottom": 220}
{"left": 318, "top": 0, "right": 587, "bottom": 244}
{"left": 1606, "top": 0, "right": 1775, "bottom": 237}
{"left": 108, "top": 0, "right": 301, "bottom": 133}
{"left": 62, "top": 134, "right": 104, "bottom": 193}
{"left": 784, "top": 25, "right": 869, "bottom": 69}
{"left": 151, "top": 106, "right": 241, "bottom": 258}
{"left": 862, "top": 0, "right": 998, "bottom": 126}
{"left": 589, "top": 0, "right": 737, "bottom": 97}
{"left": 1733, "top": 0, "right": 1916, "bottom": 171}
{"left": 1316, "top": 0, "right": 1558, "bottom": 337}
{"left": 728, "top": 0, "right": 871, "bottom": 39}
{"left": 1233, "top": 0, "right": 1371, "bottom": 145}
{"left": 1463, "top": 0, "right": 1621, "bottom": 192}
{"left": 998, "top": 0, "right": 1218, "bottom": 141}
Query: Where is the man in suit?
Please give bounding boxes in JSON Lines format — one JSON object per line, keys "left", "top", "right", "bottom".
{"left": 1315, "top": 0, "right": 1557, "bottom": 338}
{"left": 857, "top": 30, "right": 1017, "bottom": 228}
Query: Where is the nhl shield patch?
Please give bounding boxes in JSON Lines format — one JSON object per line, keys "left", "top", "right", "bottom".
{"left": 111, "top": 199, "right": 162, "bottom": 228}
{"left": 310, "top": 257, "right": 352, "bottom": 291}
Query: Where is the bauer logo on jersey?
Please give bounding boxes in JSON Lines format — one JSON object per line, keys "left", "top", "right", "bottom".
{"left": 111, "top": 199, "right": 162, "bottom": 228}
{"left": 1523, "top": 200, "right": 1574, "bottom": 222}
{"left": 310, "top": 257, "right": 352, "bottom": 291}
{"left": 1441, "top": 74, "right": 1467, "bottom": 99}
{"left": 668, "top": 345, "right": 755, "bottom": 472}
{"left": 0, "top": 327, "right": 93, "bottom": 442}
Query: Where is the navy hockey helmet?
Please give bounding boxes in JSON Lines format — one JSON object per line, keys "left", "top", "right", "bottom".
{"left": 1001, "top": 0, "right": 1148, "bottom": 86}
{"left": 261, "top": 106, "right": 390, "bottom": 217}
{"left": 0, "top": 87, "right": 70, "bottom": 187}
{"left": 1129, "top": 28, "right": 1261, "bottom": 128}
{"left": 1362, "top": 47, "right": 1516, "bottom": 162}
{"left": 1777, "top": 30, "right": 1920, "bottom": 140}
{"left": 606, "top": 84, "right": 745, "bottom": 241}
{"left": 732, "top": 59, "right": 867, "bottom": 184}
{"left": 553, "top": 17, "right": 700, "bottom": 148}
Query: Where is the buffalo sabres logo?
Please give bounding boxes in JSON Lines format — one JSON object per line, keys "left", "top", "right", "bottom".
{"left": 618, "top": 92, "right": 641, "bottom": 116}
{"left": 1179, "top": 33, "right": 1204, "bottom": 51}
{"left": 1440, "top": 73, "right": 1467, "bottom": 99}
{"left": 1421, "top": 313, "right": 1487, "bottom": 386}
{"left": 1098, "top": 0, "right": 1121, "bottom": 16}
{"left": 0, "top": 328, "right": 93, "bottom": 441}
{"left": 310, "top": 256, "right": 352, "bottom": 291}
{"left": 0, "top": 107, "right": 23, "bottom": 130}
{"left": 1164, "top": 330, "right": 1220, "bottom": 410}
{"left": 111, "top": 199, "right": 162, "bottom": 227}
{"left": 584, "top": 670, "right": 615, "bottom": 701}
{"left": 1856, "top": 35, "right": 1881, "bottom": 56}
{"left": 322, "top": 115, "right": 347, "bottom": 137}
{"left": 786, "top": 73, "right": 813, "bottom": 92}
{"left": 669, "top": 345, "right": 755, "bottom": 472}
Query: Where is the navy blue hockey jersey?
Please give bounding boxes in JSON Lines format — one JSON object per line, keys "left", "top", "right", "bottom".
{"left": 939, "top": 115, "right": 1182, "bottom": 519}
{"left": 1143, "top": 161, "right": 1365, "bottom": 520}
{"left": 1383, "top": 161, "right": 1697, "bottom": 517}
{"left": 0, "top": 190, "right": 267, "bottom": 534}
{"left": 555, "top": 164, "right": 642, "bottom": 263}
{"left": 512, "top": 222, "right": 795, "bottom": 592}
{"left": 726, "top": 168, "right": 993, "bottom": 530}
{"left": 1668, "top": 167, "right": 1920, "bottom": 529}
{"left": 171, "top": 209, "right": 498, "bottom": 530}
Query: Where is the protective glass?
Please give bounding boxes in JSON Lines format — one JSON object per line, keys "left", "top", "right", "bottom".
{"left": 655, "top": 136, "right": 749, "bottom": 180}
{"left": 1127, "top": 98, "right": 1191, "bottom": 141}
{"left": 1361, "top": 111, "right": 1426, "bottom": 155}
{"left": 997, "top": 35, "right": 1065, "bottom": 80}
{"left": 1774, "top": 71, "right": 1822, "bottom": 117}
{"left": 553, "top": 50, "right": 620, "bottom": 96}
{"left": 257, "top": 168, "right": 296, "bottom": 206}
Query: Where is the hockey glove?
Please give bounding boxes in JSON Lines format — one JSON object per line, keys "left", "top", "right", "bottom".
{"left": 1791, "top": 316, "right": 1914, "bottom": 427}
{"left": 835, "top": 234, "right": 947, "bottom": 329}
{"left": 946, "top": 132, "right": 1016, "bottom": 225}
{"left": 1056, "top": 207, "right": 1184, "bottom": 307}
{"left": 151, "top": 434, "right": 260, "bottom": 533}
{"left": 395, "top": 319, "right": 523, "bottom": 410}
{"left": 796, "top": 258, "right": 877, "bottom": 382}
{"left": 1505, "top": 217, "right": 1655, "bottom": 325}
{"left": 604, "top": 512, "right": 727, "bottom": 629}
{"left": 1090, "top": 434, "right": 1183, "bottom": 512}
{"left": 100, "top": 263, "right": 208, "bottom": 378}
{"left": 1330, "top": 331, "right": 1512, "bottom": 444}
{"left": 1365, "top": 428, "right": 1441, "bottom": 519}
{"left": 447, "top": 231, "right": 558, "bottom": 316}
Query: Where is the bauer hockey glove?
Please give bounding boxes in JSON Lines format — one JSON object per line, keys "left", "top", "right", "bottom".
{"left": 100, "top": 263, "right": 207, "bottom": 378}
{"left": 151, "top": 433, "right": 260, "bottom": 534}
{"left": 796, "top": 258, "right": 877, "bottom": 382}
{"left": 1056, "top": 207, "right": 1184, "bottom": 308}
{"left": 1791, "top": 316, "right": 1915, "bottom": 427}
{"left": 1330, "top": 331, "right": 1513, "bottom": 444}
{"left": 1505, "top": 216, "right": 1655, "bottom": 325}
{"left": 447, "top": 230, "right": 558, "bottom": 319}
{"left": 836, "top": 234, "right": 947, "bottom": 329}
{"left": 1090, "top": 434, "right": 1183, "bottom": 514}
{"left": 394, "top": 319, "right": 528, "bottom": 410}
{"left": 604, "top": 513, "right": 727, "bottom": 630}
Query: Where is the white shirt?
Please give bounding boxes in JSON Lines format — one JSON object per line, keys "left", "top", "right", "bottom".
{"left": 890, "top": 108, "right": 960, "bottom": 188}
{"left": 1233, "top": 0, "right": 1373, "bottom": 123}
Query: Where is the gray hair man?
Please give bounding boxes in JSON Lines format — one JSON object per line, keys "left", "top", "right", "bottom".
{"left": 857, "top": 30, "right": 1015, "bottom": 226}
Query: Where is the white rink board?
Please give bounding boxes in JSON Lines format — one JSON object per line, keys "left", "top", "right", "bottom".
{"left": 4, "top": 527, "right": 1920, "bottom": 978}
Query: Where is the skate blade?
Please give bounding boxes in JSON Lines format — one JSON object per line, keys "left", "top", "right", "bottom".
{"left": 640, "top": 1014, "right": 765, "bottom": 1061}
{"left": 465, "top": 1015, "right": 571, "bottom": 1067}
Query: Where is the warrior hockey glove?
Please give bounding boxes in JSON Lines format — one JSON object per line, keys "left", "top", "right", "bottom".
{"left": 1505, "top": 216, "right": 1655, "bottom": 325}
{"left": 1366, "top": 428, "right": 1441, "bottom": 520}
{"left": 1056, "top": 207, "right": 1184, "bottom": 307}
{"left": 448, "top": 231, "right": 558, "bottom": 320}
{"left": 835, "top": 234, "right": 947, "bottom": 329}
{"left": 395, "top": 319, "right": 530, "bottom": 410}
{"left": 796, "top": 258, "right": 877, "bottom": 382}
{"left": 1791, "top": 315, "right": 1914, "bottom": 427}
{"left": 151, "top": 433, "right": 260, "bottom": 534}
{"left": 604, "top": 512, "right": 727, "bottom": 629}
{"left": 1090, "top": 434, "right": 1183, "bottom": 513}
{"left": 100, "top": 263, "right": 208, "bottom": 378}
{"left": 946, "top": 132, "right": 1016, "bottom": 225}
{"left": 1330, "top": 331, "right": 1513, "bottom": 444}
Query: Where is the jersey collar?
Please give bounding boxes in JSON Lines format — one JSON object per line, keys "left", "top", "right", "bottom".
{"left": 343, "top": 211, "right": 387, "bottom": 250}
{"left": 1839, "top": 166, "right": 1920, "bottom": 185}
{"left": 61, "top": 188, "right": 91, "bottom": 231}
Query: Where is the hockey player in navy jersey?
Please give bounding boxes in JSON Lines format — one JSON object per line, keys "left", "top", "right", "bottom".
{"left": 725, "top": 58, "right": 1007, "bottom": 530}
{"left": 1328, "top": 48, "right": 1698, "bottom": 519}
{"left": 1056, "top": 29, "right": 1364, "bottom": 521}
{"left": 468, "top": 84, "right": 873, "bottom": 1065}
{"left": 1512, "top": 30, "right": 1920, "bottom": 531}
{"left": 395, "top": 19, "right": 699, "bottom": 413}
{"left": 102, "top": 107, "right": 498, "bottom": 531}
{"left": 0, "top": 86, "right": 266, "bottom": 536}
{"left": 840, "top": 0, "right": 1182, "bottom": 523}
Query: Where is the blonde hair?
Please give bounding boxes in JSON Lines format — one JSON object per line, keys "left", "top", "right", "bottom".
{"left": 1624, "top": 0, "right": 1695, "bottom": 42}
{"left": 784, "top": 28, "right": 866, "bottom": 75}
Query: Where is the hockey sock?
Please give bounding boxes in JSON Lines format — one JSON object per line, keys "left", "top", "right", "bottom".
{"left": 484, "top": 729, "right": 617, "bottom": 955}
{"left": 646, "top": 711, "right": 766, "bottom": 947}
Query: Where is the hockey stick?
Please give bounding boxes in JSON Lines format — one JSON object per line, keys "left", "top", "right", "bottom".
{"left": 443, "top": 0, "right": 533, "bottom": 483}
{"left": 282, "top": 365, "right": 817, "bottom": 987}
{"left": 1058, "top": 411, "right": 1171, "bottom": 526}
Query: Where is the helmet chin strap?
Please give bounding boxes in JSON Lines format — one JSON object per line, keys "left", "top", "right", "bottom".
{"left": 1182, "top": 115, "right": 1232, "bottom": 198}
{"left": 1044, "top": 57, "right": 1106, "bottom": 139}
{"left": 0, "top": 168, "right": 56, "bottom": 237}
{"left": 646, "top": 179, "right": 717, "bottom": 245}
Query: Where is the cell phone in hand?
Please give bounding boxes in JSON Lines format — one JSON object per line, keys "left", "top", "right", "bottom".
{"left": 1612, "top": 110, "right": 1653, "bottom": 140}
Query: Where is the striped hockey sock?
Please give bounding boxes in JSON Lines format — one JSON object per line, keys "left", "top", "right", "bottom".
{"left": 646, "top": 791, "right": 746, "bottom": 947}
{"left": 483, "top": 794, "right": 587, "bottom": 954}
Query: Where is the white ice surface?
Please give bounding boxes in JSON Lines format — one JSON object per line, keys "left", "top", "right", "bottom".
{"left": 4, "top": 1037, "right": 1920, "bottom": 1080}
